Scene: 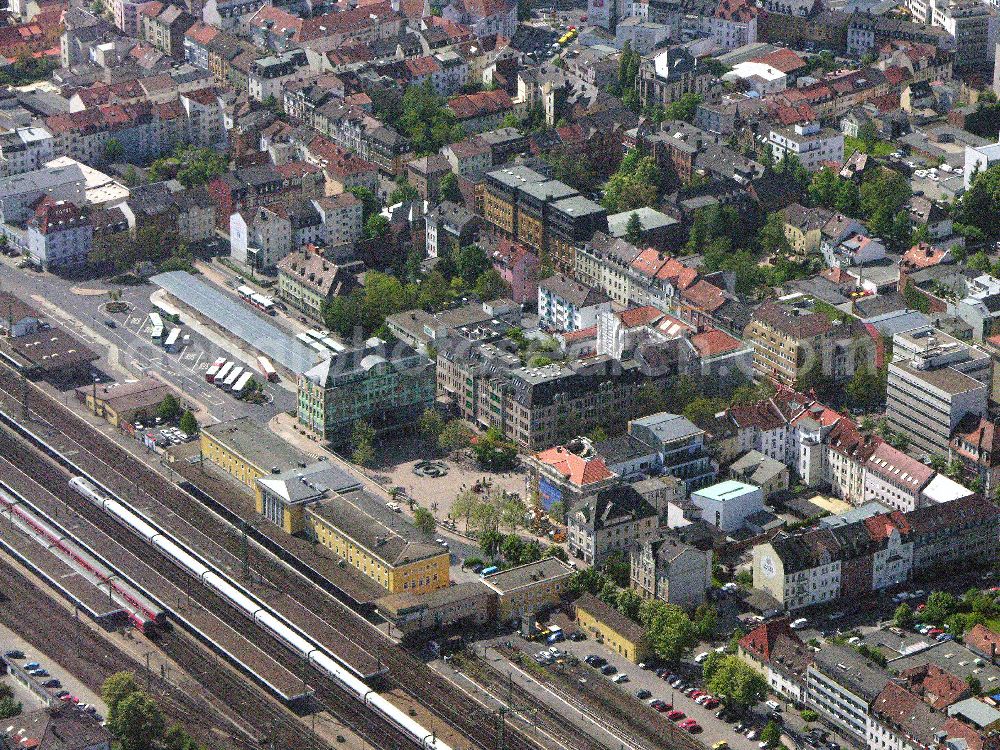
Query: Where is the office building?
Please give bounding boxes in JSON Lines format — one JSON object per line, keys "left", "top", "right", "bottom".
{"left": 886, "top": 327, "right": 990, "bottom": 457}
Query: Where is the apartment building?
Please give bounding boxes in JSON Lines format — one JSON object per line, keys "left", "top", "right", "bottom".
{"left": 0, "top": 127, "right": 53, "bottom": 178}
{"left": 26, "top": 199, "right": 91, "bottom": 270}
{"left": 769, "top": 121, "right": 845, "bottom": 172}
{"left": 629, "top": 413, "right": 718, "bottom": 492}
{"left": 630, "top": 533, "right": 712, "bottom": 610}
{"left": 807, "top": 646, "right": 890, "bottom": 739}
{"left": 297, "top": 340, "right": 435, "bottom": 444}
{"left": 277, "top": 250, "right": 360, "bottom": 322}
{"left": 482, "top": 166, "right": 607, "bottom": 273}
{"left": 753, "top": 495, "right": 1000, "bottom": 610}
{"left": 249, "top": 50, "right": 308, "bottom": 102}
{"left": 738, "top": 619, "right": 811, "bottom": 702}
{"left": 436, "top": 344, "right": 663, "bottom": 451}
{"left": 744, "top": 301, "right": 876, "bottom": 386}
{"left": 886, "top": 327, "right": 991, "bottom": 457}
{"left": 637, "top": 46, "right": 717, "bottom": 109}
{"left": 538, "top": 274, "right": 611, "bottom": 332}
{"left": 567, "top": 484, "right": 658, "bottom": 566}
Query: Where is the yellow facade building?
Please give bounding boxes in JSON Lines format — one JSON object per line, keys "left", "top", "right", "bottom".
{"left": 200, "top": 416, "right": 314, "bottom": 513}
{"left": 575, "top": 593, "right": 651, "bottom": 663}
{"left": 307, "top": 493, "right": 450, "bottom": 595}
{"left": 482, "top": 557, "right": 574, "bottom": 621}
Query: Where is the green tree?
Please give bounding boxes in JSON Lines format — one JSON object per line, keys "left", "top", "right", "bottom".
{"left": 500, "top": 494, "right": 527, "bottom": 532}
{"left": 471, "top": 497, "right": 501, "bottom": 534}
{"left": 602, "top": 149, "right": 661, "bottom": 212}
{"left": 545, "top": 544, "right": 569, "bottom": 561}
{"left": 389, "top": 179, "right": 420, "bottom": 205}
{"left": 457, "top": 244, "right": 490, "bottom": 286}
{"left": 439, "top": 420, "right": 474, "bottom": 453}
{"left": 163, "top": 725, "right": 202, "bottom": 750}
{"left": 664, "top": 93, "right": 703, "bottom": 123}
{"left": 364, "top": 213, "right": 391, "bottom": 240}
{"left": 640, "top": 600, "right": 697, "bottom": 661}
{"left": 637, "top": 381, "right": 667, "bottom": 415}
{"left": 178, "top": 410, "right": 198, "bottom": 436}
{"left": 603, "top": 552, "right": 630, "bottom": 587}
{"left": 156, "top": 393, "right": 180, "bottom": 422}
{"left": 968, "top": 675, "right": 983, "bottom": 696}
{"left": 418, "top": 408, "right": 444, "bottom": 440}
{"left": 352, "top": 437, "right": 375, "bottom": 467}
{"left": 923, "top": 591, "right": 958, "bottom": 625}
{"left": 694, "top": 603, "right": 718, "bottom": 640}
{"left": 616, "top": 587, "right": 644, "bottom": 620}
{"left": 452, "top": 489, "right": 479, "bottom": 532}
{"left": 440, "top": 171, "right": 462, "bottom": 203}
{"left": 761, "top": 721, "right": 782, "bottom": 749}
{"left": 399, "top": 79, "right": 465, "bottom": 155}
{"left": 759, "top": 211, "right": 792, "bottom": 257}
{"left": 548, "top": 500, "right": 566, "bottom": 523}
{"left": 104, "top": 138, "right": 124, "bottom": 162}
{"left": 624, "top": 211, "right": 644, "bottom": 244}
{"left": 472, "top": 427, "right": 518, "bottom": 470}
{"left": 414, "top": 506, "right": 436, "bottom": 535}
{"left": 109, "top": 691, "right": 166, "bottom": 750}
{"left": 893, "top": 603, "right": 914, "bottom": 630}
{"left": 706, "top": 656, "right": 769, "bottom": 708}
{"left": 847, "top": 361, "right": 882, "bottom": 410}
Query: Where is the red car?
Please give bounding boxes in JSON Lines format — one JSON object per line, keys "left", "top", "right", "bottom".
{"left": 650, "top": 700, "right": 671, "bottom": 712}
{"left": 678, "top": 719, "right": 702, "bottom": 733}
{"left": 691, "top": 690, "right": 706, "bottom": 699}
{"left": 928, "top": 628, "right": 944, "bottom": 637}
{"left": 667, "top": 710, "right": 686, "bottom": 721}
{"left": 703, "top": 698, "right": 720, "bottom": 709}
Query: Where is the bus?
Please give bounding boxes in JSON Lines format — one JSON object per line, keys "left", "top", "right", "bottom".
{"left": 148, "top": 313, "right": 164, "bottom": 342}
{"left": 222, "top": 366, "right": 244, "bottom": 391}
{"left": 163, "top": 327, "right": 181, "bottom": 352}
{"left": 231, "top": 371, "right": 253, "bottom": 398}
{"left": 305, "top": 330, "right": 327, "bottom": 342}
{"left": 205, "top": 357, "right": 226, "bottom": 382}
{"left": 214, "top": 361, "right": 234, "bottom": 386}
{"left": 257, "top": 356, "right": 277, "bottom": 383}
{"left": 250, "top": 292, "right": 275, "bottom": 315}
{"left": 236, "top": 285, "right": 255, "bottom": 301}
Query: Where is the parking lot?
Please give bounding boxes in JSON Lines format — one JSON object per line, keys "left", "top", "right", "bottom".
{"left": 1, "top": 623, "right": 107, "bottom": 720}
{"left": 487, "top": 629, "right": 776, "bottom": 750}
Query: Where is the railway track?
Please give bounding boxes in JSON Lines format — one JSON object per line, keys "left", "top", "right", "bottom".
{"left": 0, "top": 554, "right": 258, "bottom": 750}
{"left": 0, "top": 365, "right": 541, "bottom": 750}
{"left": 0, "top": 427, "right": 418, "bottom": 750}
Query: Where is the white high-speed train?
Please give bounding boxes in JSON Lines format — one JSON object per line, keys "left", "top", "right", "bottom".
{"left": 69, "top": 476, "right": 452, "bottom": 750}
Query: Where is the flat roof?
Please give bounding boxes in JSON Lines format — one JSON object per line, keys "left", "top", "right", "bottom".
{"left": 891, "top": 358, "right": 985, "bottom": 396}
{"left": 203, "top": 416, "right": 313, "bottom": 473}
{"left": 693, "top": 480, "right": 760, "bottom": 502}
{"left": 482, "top": 557, "right": 574, "bottom": 593}
{"left": 151, "top": 271, "right": 319, "bottom": 374}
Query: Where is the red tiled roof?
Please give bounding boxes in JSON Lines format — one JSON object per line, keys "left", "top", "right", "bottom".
{"left": 965, "top": 624, "right": 1000, "bottom": 660}
{"left": 404, "top": 55, "right": 441, "bottom": 77}
{"left": 681, "top": 280, "right": 725, "bottom": 312}
{"left": 751, "top": 48, "right": 806, "bottom": 74}
{"left": 447, "top": 89, "right": 513, "bottom": 120}
{"left": 184, "top": 21, "right": 218, "bottom": 45}
{"left": 902, "top": 241, "right": 947, "bottom": 270}
{"left": 617, "top": 305, "right": 663, "bottom": 329}
{"left": 864, "top": 442, "right": 934, "bottom": 491}
{"left": 533, "top": 445, "right": 614, "bottom": 486}
{"left": 715, "top": 0, "right": 756, "bottom": 21}
{"left": 561, "top": 325, "right": 597, "bottom": 342}
{"left": 691, "top": 329, "right": 742, "bottom": 358}
{"left": 898, "top": 663, "right": 970, "bottom": 710}
{"left": 739, "top": 618, "right": 797, "bottom": 660}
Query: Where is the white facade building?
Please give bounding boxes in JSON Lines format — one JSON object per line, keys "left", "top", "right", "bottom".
{"left": 769, "top": 121, "right": 845, "bottom": 172}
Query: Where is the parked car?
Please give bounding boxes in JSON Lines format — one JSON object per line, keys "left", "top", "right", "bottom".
{"left": 636, "top": 689, "right": 652, "bottom": 700}
{"left": 3, "top": 650, "right": 23, "bottom": 659}
{"left": 24, "top": 662, "right": 40, "bottom": 670}
{"left": 600, "top": 664, "right": 617, "bottom": 675}
{"left": 747, "top": 730, "right": 759, "bottom": 740}
{"left": 650, "top": 699, "right": 670, "bottom": 711}
{"left": 42, "top": 679, "right": 60, "bottom": 688}
{"left": 790, "top": 618, "right": 808, "bottom": 630}
{"left": 680, "top": 720, "right": 701, "bottom": 733}
{"left": 667, "top": 710, "right": 686, "bottom": 721}
{"left": 766, "top": 701, "right": 781, "bottom": 711}
{"left": 695, "top": 652, "right": 710, "bottom": 663}
{"left": 569, "top": 632, "right": 586, "bottom": 642}
{"left": 704, "top": 698, "right": 720, "bottom": 709}
{"left": 612, "top": 674, "right": 629, "bottom": 684}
